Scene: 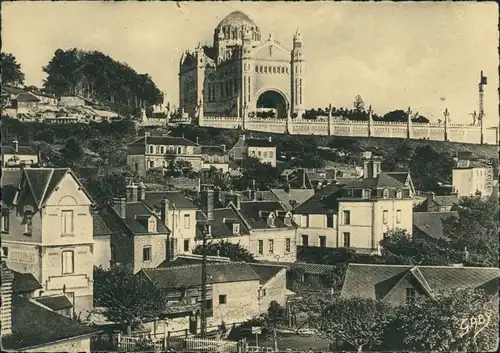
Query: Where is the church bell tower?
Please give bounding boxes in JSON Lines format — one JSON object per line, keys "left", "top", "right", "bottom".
{"left": 291, "top": 29, "right": 305, "bottom": 119}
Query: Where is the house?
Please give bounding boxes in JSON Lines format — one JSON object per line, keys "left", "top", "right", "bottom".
{"left": 101, "top": 183, "right": 171, "bottom": 274}
{"left": 1, "top": 168, "right": 95, "bottom": 315}
{"left": 200, "top": 145, "right": 230, "bottom": 173}
{"left": 92, "top": 210, "right": 112, "bottom": 270}
{"left": 452, "top": 158, "right": 494, "bottom": 198}
{"left": 1, "top": 261, "right": 101, "bottom": 352}
{"left": 12, "top": 92, "right": 41, "bottom": 113}
{"left": 385, "top": 171, "right": 416, "bottom": 197}
{"left": 127, "top": 133, "right": 203, "bottom": 176}
{"left": 1, "top": 141, "right": 39, "bottom": 168}
{"left": 340, "top": 263, "right": 499, "bottom": 307}
{"left": 293, "top": 152, "right": 414, "bottom": 254}
{"left": 58, "top": 95, "right": 96, "bottom": 107}
{"left": 229, "top": 135, "right": 277, "bottom": 167}
{"left": 141, "top": 189, "right": 198, "bottom": 257}
{"left": 157, "top": 254, "right": 232, "bottom": 268}
{"left": 28, "top": 89, "right": 58, "bottom": 105}
{"left": 414, "top": 192, "right": 458, "bottom": 212}
{"left": 197, "top": 187, "right": 299, "bottom": 262}
{"left": 137, "top": 262, "right": 287, "bottom": 335}
{"left": 412, "top": 211, "right": 458, "bottom": 242}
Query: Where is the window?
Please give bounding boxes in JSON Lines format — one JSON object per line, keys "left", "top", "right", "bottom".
{"left": 363, "top": 189, "right": 371, "bottom": 199}
{"left": 155, "top": 146, "right": 161, "bottom": 154}
{"left": 62, "top": 250, "right": 74, "bottom": 274}
{"left": 143, "top": 246, "right": 152, "bottom": 262}
{"left": 285, "top": 238, "right": 291, "bottom": 253}
{"left": 396, "top": 190, "right": 402, "bottom": 199}
{"left": 148, "top": 218, "right": 156, "bottom": 232}
{"left": 219, "top": 294, "right": 227, "bottom": 305}
{"left": 160, "top": 146, "right": 165, "bottom": 154}
{"left": 343, "top": 232, "right": 350, "bottom": 248}
{"left": 24, "top": 212, "right": 33, "bottom": 235}
{"left": 326, "top": 214, "right": 334, "bottom": 228}
{"left": 61, "top": 210, "right": 74, "bottom": 235}
{"left": 301, "top": 234, "right": 309, "bottom": 247}
{"left": 1, "top": 214, "right": 9, "bottom": 233}
{"left": 2, "top": 247, "right": 8, "bottom": 257}
{"left": 383, "top": 189, "right": 390, "bottom": 199}
{"left": 261, "top": 289, "right": 267, "bottom": 297}
{"left": 184, "top": 239, "right": 190, "bottom": 252}
{"left": 148, "top": 145, "right": 154, "bottom": 154}
{"left": 269, "top": 151, "right": 273, "bottom": 158}
{"left": 396, "top": 210, "right": 402, "bottom": 224}
{"left": 343, "top": 210, "right": 351, "bottom": 225}
{"left": 263, "top": 151, "right": 267, "bottom": 158}
{"left": 233, "top": 223, "right": 240, "bottom": 235}
{"left": 268, "top": 239, "right": 274, "bottom": 254}
{"left": 183, "top": 214, "right": 191, "bottom": 229}
{"left": 149, "top": 161, "right": 154, "bottom": 168}
{"left": 405, "top": 288, "right": 416, "bottom": 304}
{"left": 319, "top": 236, "right": 327, "bottom": 248}
{"left": 176, "top": 146, "right": 182, "bottom": 154}
{"left": 258, "top": 240, "right": 263, "bottom": 254}
{"left": 383, "top": 210, "right": 388, "bottom": 225}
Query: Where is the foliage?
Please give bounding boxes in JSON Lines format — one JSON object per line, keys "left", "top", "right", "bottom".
{"left": 1, "top": 52, "right": 25, "bottom": 86}
{"left": 442, "top": 196, "right": 499, "bottom": 266}
{"left": 93, "top": 266, "right": 168, "bottom": 333}
{"left": 382, "top": 109, "right": 430, "bottom": 123}
{"left": 82, "top": 172, "right": 128, "bottom": 205}
{"left": 61, "top": 137, "right": 84, "bottom": 166}
{"left": 232, "top": 156, "right": 281, "bottom": 191}
{"left": 353, "top": 95, "right": 365, "bottom": 112}
{"left": 410, "top": 144, "right": 455, "bottom": 190}
{"left": 380, "top": 228, "right": 463, "bottom": 265}
{"left": 165, "top": 160, "right": 194, "bottom": 177}
{"left": 43, "top": 48, "right": 162, "bottom": 115}
{"left": 381, "top": 140, "right": 414, "bottom": 171}
{"left": 192, "top": 240, "right": 255, "bottom": 262}
{"left": 386, "top": 288, "right": 499, "bottom": 352}
{"left": 314, "top": 297, "right": 392, "bottom": 352}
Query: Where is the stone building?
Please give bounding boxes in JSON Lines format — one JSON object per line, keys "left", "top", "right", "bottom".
{"left": 179, "top": 11, "right": 305, "bottom": 119}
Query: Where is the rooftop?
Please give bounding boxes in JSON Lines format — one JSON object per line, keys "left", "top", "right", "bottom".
{"left": 1, "top": 145, "right": 37, "bottom": 155}
{"left": 143, "top": 191, "right": 197, "bottom": 210}
{"left": 413, "top": 211, "right": 458, "bottom": 241}
{"left": 245, "top": 138, "right": 275, "bottom": 148}
{"left": 12, "top": 271, "right": 43, "bottom": 294}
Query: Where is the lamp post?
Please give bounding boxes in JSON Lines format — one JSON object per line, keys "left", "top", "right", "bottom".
{"left": 200, "top": 221, "right": 212, "bottom": 338}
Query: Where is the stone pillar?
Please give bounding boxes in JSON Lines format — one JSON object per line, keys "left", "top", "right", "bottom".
{"left": 443, "top": 108, "right": 449, "bottom": 142}
{"left": 368, "top": 105, "right": 373, "bottom": 137}
{"left": 242, "top": 102, "right": 248, "bottom": 131}
{"left": 328, "top": 103, "right": 333, "bottom": 136}
{"left": 406, "top": 107, "right": 412, "bottom": 140}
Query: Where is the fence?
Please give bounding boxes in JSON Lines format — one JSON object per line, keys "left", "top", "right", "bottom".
{"left": 185, "top": 337, "right": 239, "bottom": 352}
{"left": 118, "top": 334, "right": 163, "bottom": 352}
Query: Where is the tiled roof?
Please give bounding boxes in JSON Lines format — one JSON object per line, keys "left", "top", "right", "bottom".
{"left": 239, "top": 200, "right": 294, "bottom": 229}
{"left": 1, "top": 145, "right": 37, "bottom": 155}
{"left": 271, "top": 188, "right": 315, "bottom": 211}
{"left": 129, "top": 135, "right": 199, "bottom": 147}
{"left": 245, "top": 138, "right": 275, "bottom": 148}
{"left": 12, "top": 271, "right": 43, "bottom": 294}
{"left": 93, "top": 210, "right": 112, "bottom": 236}
{"left": 196, "top": 207, "right": 250, "bottom": 239}
{"left": 433, "top": 195, "right": 459, "bottom": 207}
{"left": 201, "top": 145, "right": 226, "bottom": 155}
{"left": 248, "top": 263, "right": 286, "bottom": 285}
{"left": 141, "top": 262, "right": 261, "bottom": 289}
{"left": 2, "top": 296, "right": 100, "bottom": 351}
{"left": 3, "top": 86, "right": 26, "bottom": 95}
{"left": 385, "top": 171, "right": 409, "bottom": 184}
{"left": 346, "top": 172, "right": 407, "bottom": 189}
{"left": 340, "top": 264, "right": 499, "bottom": 300}
{"left": 15, "top": 92, "right": 40, "bottom": 103}
{"left": 34, "top": 295, "right": 73, "bottom": 311}
{"left": 102, "top": 202, "right": 169, "bottom": 236}
{"left": 293, "top": 184, "right": 343, "bottom": 214}
{"left": 294, "top": 262, "right": 337, "bottom": 275}
{"left": 143, "top": 191, "right": 196, "bottom": 210}
{"left": 157, "top": 255, "right": 231, "bottom": 268}
{"left": 413, "top": 212, "right": 458, "bottom": 241}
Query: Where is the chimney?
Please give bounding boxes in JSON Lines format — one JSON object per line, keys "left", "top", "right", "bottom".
{"left": 138, "top": 182, "right": 146, "bottom": 200}
{"left": 126, "top": 183, "right": 139, "bottom": 202}
{"left": 200, "top": 186, "right": 214, "bottom": 221}
{"left": 1, "top": 260, "right": 13, "bottom": 336}
{"left": 12, "top": 140, "right": 19, "bottom": 153}
{"left": 113, "top": 197, "right": 126, "bottom": 218}
{"left": 196, "top": 136, "right": 199, "bottom": 144}
{"left": 213, "top": 186, "right": 221, "bottom": 208}
{"left": 160, "top": 198, "right": 170, "bottom": 226}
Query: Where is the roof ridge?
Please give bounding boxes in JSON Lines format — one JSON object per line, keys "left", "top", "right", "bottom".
{"left": 38, "top": 169, "right": 55, "bottom": 209}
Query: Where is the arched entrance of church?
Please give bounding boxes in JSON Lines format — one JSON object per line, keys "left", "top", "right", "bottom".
{"left": 255, "top": 90, "right": 288, "bottom": 119}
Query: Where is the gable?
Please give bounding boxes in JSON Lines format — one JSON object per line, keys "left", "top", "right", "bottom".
{"left": 44, "top": 173, "right": 92, "bottom": 207}
{"left": 252, "top": 41, "right": 290, "bottom": 62}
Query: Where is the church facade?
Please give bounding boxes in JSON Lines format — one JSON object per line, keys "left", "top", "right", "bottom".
{"left": 179, "top": 11, "right": 305, "bottom": 119}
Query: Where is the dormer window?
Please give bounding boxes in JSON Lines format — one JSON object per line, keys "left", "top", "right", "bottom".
{"left": 148, "top": 145, "right": 154, "bottom": 154}
{"left": 267, "top": 213, "right": 275, "bottom": 228}
{"left": 24, "top": 211, "right": 33, "bottom": 236}
{"left": 284, "top": 214, "right": 293, "bottom": 227}
{"left": 383, "top": 189, "right": 390, "bottom": 199}
{"left": 232, "top": 223, "right": 240, "bottom": 235}
{"left": 148, "top": 218, "right": 157, "bottom": 233}
{"left": 396, "top": 189, "right": 403, "bottom": 199}
{"left": 1, "top": 214, "right": 9, "bottom": 233}
{"left": 363, "top": 189, "right": 371, "bottom": 199}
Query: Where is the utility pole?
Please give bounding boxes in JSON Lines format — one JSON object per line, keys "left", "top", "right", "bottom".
{"left": 479, "top": 71, "right": 487, "bottom": 145}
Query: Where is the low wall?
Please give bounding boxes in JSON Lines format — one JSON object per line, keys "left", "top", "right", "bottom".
{"left": 199, "top": 116, "right": 498, "bottom": 145}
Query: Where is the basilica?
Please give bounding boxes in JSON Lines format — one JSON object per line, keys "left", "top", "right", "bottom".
{"left": 179, "top": 11, "right": 305, "bottom": 119}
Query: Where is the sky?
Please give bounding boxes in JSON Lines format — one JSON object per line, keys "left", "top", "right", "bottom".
{"left": 2, "top": 1, "right": 499, "bottom": 126}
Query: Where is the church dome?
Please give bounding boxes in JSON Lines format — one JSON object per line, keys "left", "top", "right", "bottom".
{"left": 216, "top": 11, "right": 258, "bottom": 30}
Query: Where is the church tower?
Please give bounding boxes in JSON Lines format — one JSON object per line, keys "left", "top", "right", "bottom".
{"left": 291, "top": 29, "right": 305, "bottom": 119}
{"left": 240, "top": 28, "right": 253, "bottom": 117}
{"left": 194, "top": 43, "right": 205, "bottom": 109}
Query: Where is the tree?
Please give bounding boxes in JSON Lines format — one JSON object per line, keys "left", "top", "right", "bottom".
{"left": 314, "top": 297, "right": 392, "bottom": 352}
{"left": 410, "top": 145, "right": 454, "bottom": 190}
{"left": 353, "top": 95, "right": 365, "bottom": 112}
{"left": 380, "top": 229, "right": 463, "bottom": 265}
{"left": 166, "top": 160, "right": 194, "bottom": 178}
{"left": 442, "top": 197, "right": 499, "bottom": 266}
{"left": 192, "top": 240, "right": 255, "bottom": 262}
{"left": 93, "top": 266, "right": 168, "bottom": 334}
{"left": 263, "top": 301, "right": 288, "bottom": 351}
{"left": 61, "top": 137, "right": 84, "bottom": 166}
{"left": 1, "top": 52, "right": 25, "bottom": 86}
{"left": 387, "top": 288, "right": 498, "bottom": 352}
